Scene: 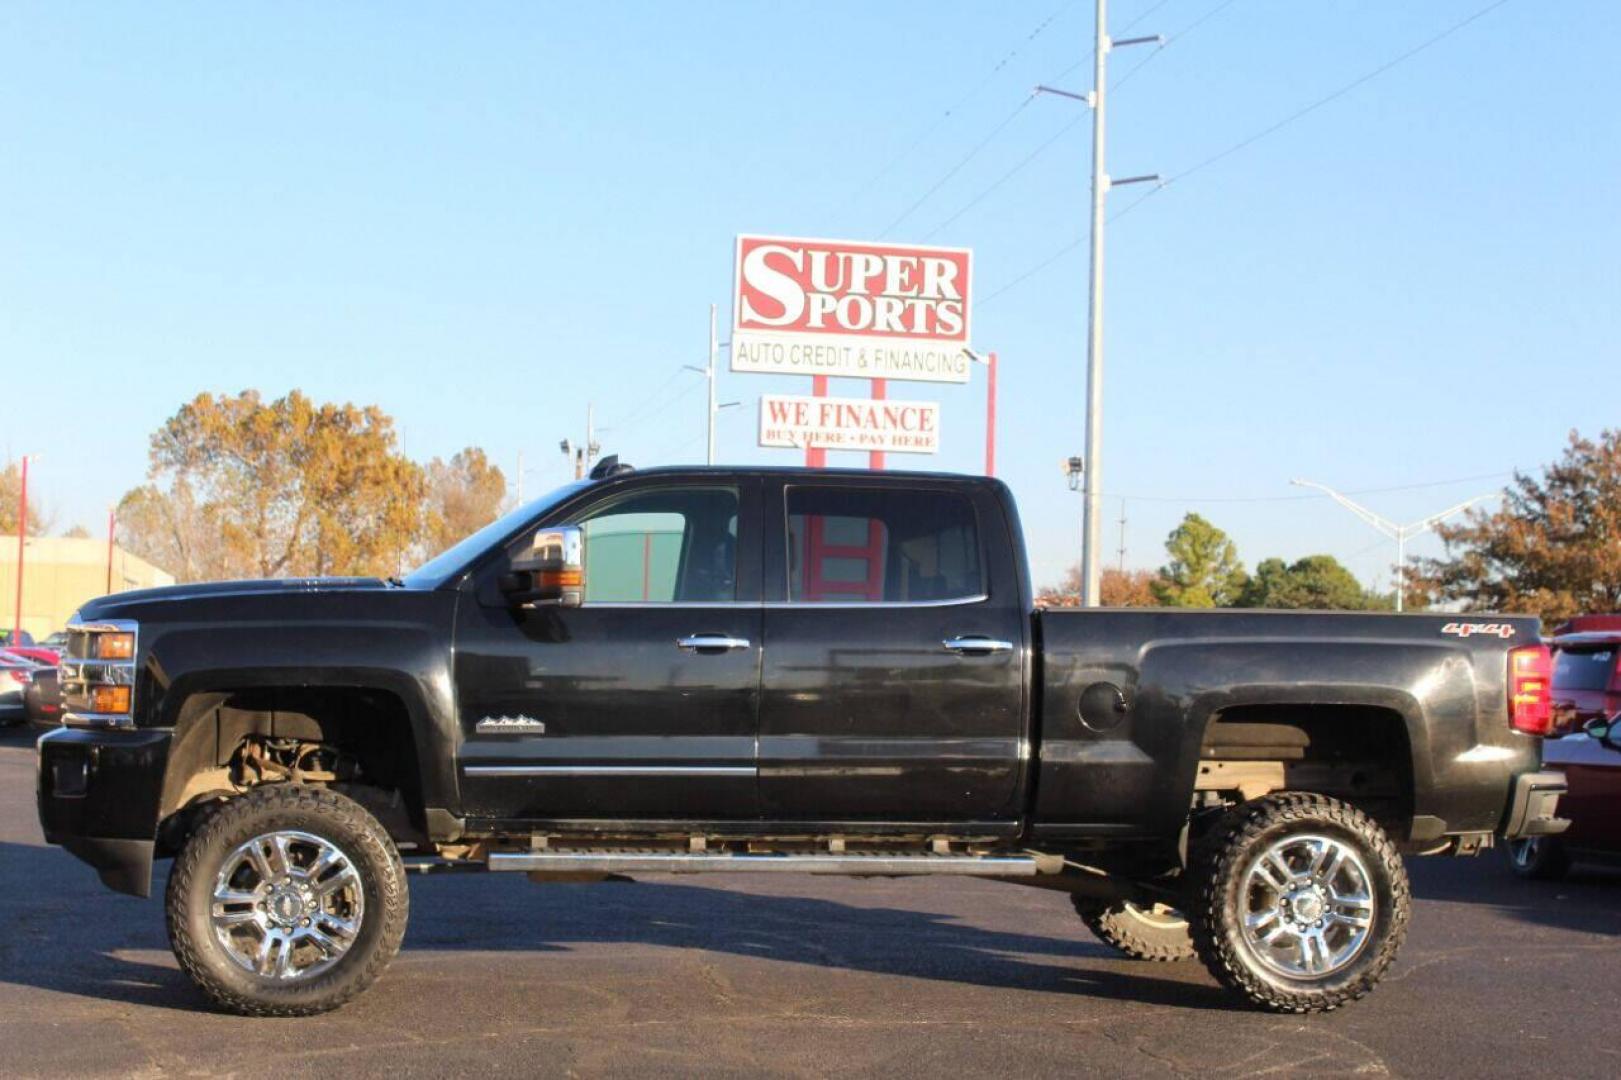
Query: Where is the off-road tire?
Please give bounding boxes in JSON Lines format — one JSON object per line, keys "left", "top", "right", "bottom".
{"left": 1188, "top": 792, "right": 1409, "bottom": 1014}
{"left": 1072, "top": 897, "right": 1195, "bottom": 961}
{"left": 166, "top": 784, "right": 408, "bottom": 1016}
{"left": 1506, "top": 835, "right": 1570, "bottom": 881}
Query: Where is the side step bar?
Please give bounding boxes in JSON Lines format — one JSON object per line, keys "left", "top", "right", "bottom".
{"left": 488, "top": 851, "right": 1048, "bottom": 877}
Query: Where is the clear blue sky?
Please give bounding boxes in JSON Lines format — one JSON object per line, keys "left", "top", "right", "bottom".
{"left": 3, "top": 1, "right": 1617, "bottom": 590}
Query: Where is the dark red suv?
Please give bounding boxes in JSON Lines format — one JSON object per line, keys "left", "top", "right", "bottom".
{"left": 1548, "top": 618, "right": 1621, "bottom": 736}
{"left": 1507, "top": 616, "right": 1621, "bottom": 877}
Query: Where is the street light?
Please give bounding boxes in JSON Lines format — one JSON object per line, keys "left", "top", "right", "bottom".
{"left": 1290, "top": 478, "right": 1493, "bottom": 612}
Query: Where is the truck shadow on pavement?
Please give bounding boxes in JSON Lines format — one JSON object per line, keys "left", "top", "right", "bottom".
{"left": 0, "top": 837, "right": 1239, "bottom": 1014}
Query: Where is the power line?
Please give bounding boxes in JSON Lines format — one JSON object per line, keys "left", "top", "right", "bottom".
{"left": 840, "top": 1, "right": 1077, "bottom": 212}
{"left": 924, "top": 0, "right": 1242, "bottom": 244}
{"left": 1098, "top": 470, "right": 1512, "bottom": 505}
{"left": 877, "top": 96, "right": 1034, "bottom": 238}
{"left": 979, "top": 0, "right": 1516, "bottom": 306}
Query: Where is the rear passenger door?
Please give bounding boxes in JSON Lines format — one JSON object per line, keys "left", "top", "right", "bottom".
{"left": 756, "top": 478, "right": 1027, "bottom": 826}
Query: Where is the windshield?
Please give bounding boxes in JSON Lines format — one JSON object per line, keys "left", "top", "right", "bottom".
{"left": 402, "top": 480, "right": 590, "bottom": 588}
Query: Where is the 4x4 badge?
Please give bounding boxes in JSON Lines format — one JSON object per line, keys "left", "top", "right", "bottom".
{"left": 476, "top": 715, "right": 547, "bottom": 734}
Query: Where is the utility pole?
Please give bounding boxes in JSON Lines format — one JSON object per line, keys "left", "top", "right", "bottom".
{"left": 1038, "top": 1, "right": 1159, "bottom": 607}
{"left": 1291, "top": 478, "right": 1494, "bottom": 612}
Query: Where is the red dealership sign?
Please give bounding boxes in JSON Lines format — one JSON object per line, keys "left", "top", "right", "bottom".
{"left": 731, "top": 235, "right": 973, "bottom": 384}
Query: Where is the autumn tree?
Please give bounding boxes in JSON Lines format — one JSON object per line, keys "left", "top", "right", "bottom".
{"left": 1, "top": 461, "right": 55, "bottom": 537}
{"left": 1038, "top": 565, "right": 1162, "bottom": 607}
{"left": 1409, "top": 429, "right": 1621, "bottom": 621}
{"left": 119, "top": 391, "right": 427, "bottom": 581}
{"left": 422, "top": 448, "right": 508, "bottom": 558}
{"left": 1238, "top": 554, "right": 1391, "bottom": 610}
{"left": 1152, "top": 513, "right": 1247, "bottom": 607}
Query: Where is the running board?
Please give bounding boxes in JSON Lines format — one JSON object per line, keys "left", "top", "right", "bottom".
{"left": 487, "top": 851, "right": 1049, "bottom": 877}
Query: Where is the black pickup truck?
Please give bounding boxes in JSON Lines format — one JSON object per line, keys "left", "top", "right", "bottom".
{"left": 37, "top": 462, "right": 1566, "bottom": 1016}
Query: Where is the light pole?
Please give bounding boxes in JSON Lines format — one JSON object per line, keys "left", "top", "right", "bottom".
{"left": 1037, "top": 0, "right": 1160, "bottom": 606}
{"left": 684, "top": 305, "right": 739, "bottom": 466}
{"left": 1290, "top": 478, "right": 1494, "bottom": 612}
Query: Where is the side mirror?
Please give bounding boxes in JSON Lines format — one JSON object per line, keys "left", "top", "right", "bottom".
{"left": 1582, "top": 715, "right": 1621, "bottom": 751}
{"left": 499, "top": 526, "right": 585, "bottom": 608}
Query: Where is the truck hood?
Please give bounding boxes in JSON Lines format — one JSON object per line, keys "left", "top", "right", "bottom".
{"left": 76, "top": 577, "right": 392, "bottom": 620}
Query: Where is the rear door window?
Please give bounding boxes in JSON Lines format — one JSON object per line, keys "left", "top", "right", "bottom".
{"left": 785, "top": 486, "right": 982, "bottom": 603}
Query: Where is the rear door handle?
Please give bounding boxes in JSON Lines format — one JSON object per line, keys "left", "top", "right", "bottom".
{"left": 676, "top": 634, "right": 752, "bottom": 652}
{"left": 942, "top": 636, "right": 1015, "bottom": 655}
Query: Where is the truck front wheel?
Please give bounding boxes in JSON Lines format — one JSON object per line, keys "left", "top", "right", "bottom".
{"left": 1188, "top": 792, "right": 1409, "bottom": 1013}
{"left": 1072, "top": 897, "right": 1195, "bottom": 961}
{"left": 165, "top": 784, "right": 409, "bottom": 1016}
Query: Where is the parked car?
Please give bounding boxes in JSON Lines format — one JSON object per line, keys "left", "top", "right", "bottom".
{"left": 1, "top": 629, "right": 59, "bottom": 665}
{"left": 1508, "top": 717, "right": 1621, "bottom": 878}
{"left": 36, "top": 462, "right": 1565, "bottom": 1017}
{"left": 1546, "top": 626, "right": 1621, "bottom": 735}
{"left": 24, "top": 662, "right": 62, "bottom": 729}
{"left": 1, "top": 649, "right": 38, "bottom": 726}
{"left": 42, "top": 631, "right": 69, "bottom": 651}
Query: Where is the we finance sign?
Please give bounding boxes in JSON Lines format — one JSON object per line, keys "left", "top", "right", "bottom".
{"left": 731, "top": 235, "right": 972, "bottom": 384}
{"left": 759, "top": 394, "right": 940, "bottom": 454}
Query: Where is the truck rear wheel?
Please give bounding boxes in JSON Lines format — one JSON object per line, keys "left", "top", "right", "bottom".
{"left": 1072, "top": 897, "right": 1195, "bottom": 961}
{"left": 1188, "top": 792, "right": 1409, "bottom": 1013}
{"left": 165, "top": 784, "right": 408, "bottom": 1016}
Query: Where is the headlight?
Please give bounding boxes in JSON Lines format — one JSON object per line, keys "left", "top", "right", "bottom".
{"left": 61, "top": 619, "right": 139, "bottom": 730}
{"left": 93, "top": 632, "right": 135, "bottom": 660}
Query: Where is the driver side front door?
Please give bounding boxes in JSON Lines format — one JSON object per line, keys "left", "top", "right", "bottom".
{"left": 453, "top": 478, "right": 762, "bottom": 826}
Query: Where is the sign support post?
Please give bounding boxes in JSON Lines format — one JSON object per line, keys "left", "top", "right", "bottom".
{"left": 868, "top": 378, "right": 886, "bottom": 471}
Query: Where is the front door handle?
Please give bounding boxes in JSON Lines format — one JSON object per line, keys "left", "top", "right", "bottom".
{"left": 676, "top": 634, "right": 752, "bottom": 652}
{"left": 942, "top": 636, "right": 1015, "bottom": 655}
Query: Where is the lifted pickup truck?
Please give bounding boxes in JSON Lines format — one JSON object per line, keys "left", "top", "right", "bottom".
{"left": 38, "top": 462, "right": 1566, "bottom": 1016}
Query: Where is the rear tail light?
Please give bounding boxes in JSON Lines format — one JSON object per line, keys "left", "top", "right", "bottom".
{"left": 1509, "top": 644, "right": 1553, "bottom": 736}
{"left": 5, "top": 669, "right": 30, "bottom": 685}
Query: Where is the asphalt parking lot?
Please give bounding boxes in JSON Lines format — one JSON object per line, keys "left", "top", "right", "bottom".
{"left": 1, "top": 726, "right": 1615, "bottom": 1079}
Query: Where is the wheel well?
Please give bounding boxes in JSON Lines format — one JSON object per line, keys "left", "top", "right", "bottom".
{"left": 1197, "top": 705, "right": 1415, "bottom": 839}
{"left": 158, "top": 686, "right": 426, "bottom": 852}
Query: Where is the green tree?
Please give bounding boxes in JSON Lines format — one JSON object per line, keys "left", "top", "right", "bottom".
{"left": 1409, "top": 429, "right": 1621, "bottom": 621}
{"left": 1152, "top": 513, "right": 1247, "bottom": 607}
{"left": 1238, "top": 554, "right": 1390, "bottom": 610}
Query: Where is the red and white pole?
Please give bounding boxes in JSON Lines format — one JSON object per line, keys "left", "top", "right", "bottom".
{"left": 806, "top": 374, "right": 828, "bottom": 468}
{"left": 12, "top": 455, "right": 27, "bottom": 644}
{"left": 984, "top": 352, "right": 998, "bottom": 477}
{"left": 106, "top": 506, "right": 117, "bottom": 594}
{"left": 868, "top": 378, "right": 887, "bottom": 471}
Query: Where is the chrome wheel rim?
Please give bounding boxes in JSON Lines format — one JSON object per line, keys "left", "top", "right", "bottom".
{"left": 1239, "top": 834, "right": 1375, "bottom": 979}
{"left": 211, "top": 829, "right": 365, "bottom": 981}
